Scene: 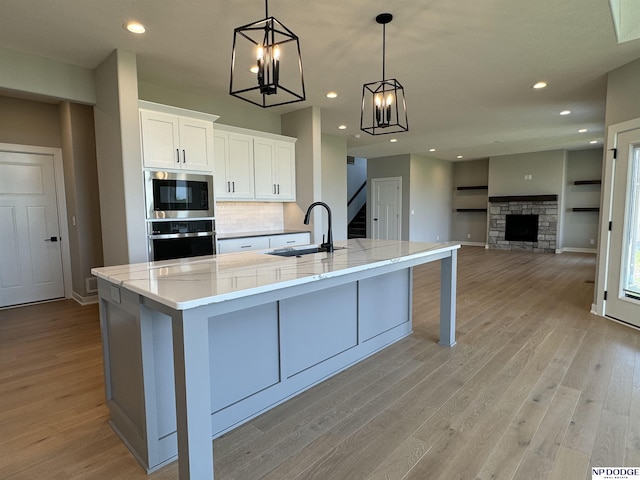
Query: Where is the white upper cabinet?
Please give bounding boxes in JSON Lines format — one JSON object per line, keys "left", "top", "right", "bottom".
{"left": 254, "top": 138, "right": 296, "bottom": 201}
{"left": 213, "top": 124, "right": 296, "bottom": 202}
{"left": 214, "top": 131, "right": 255, "bottom": 200}
{"left": 139, "top": 102, "right": 217, "bottom": 172}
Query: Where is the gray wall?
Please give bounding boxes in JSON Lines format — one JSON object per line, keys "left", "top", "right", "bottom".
{"left": 0, "top": 94, "right": 103, "bottom": 300}
{"left": 563, "top": 148, "right": 603, "bottom": 250}
{"left": 409, "top": 154, "right": 453, "bottom": 243}
{"left": 321, "top": 134, "right": 348, "bottom": 241}
{"left": 94, "top": 49, "right": 146, "bottom": 266}
{"left": 489, "top": 149, "right": 567, "bottom": 248}
{"left": 452, "top": 159, "right": 489, "bottom": 244}
{"left": 488, "top": 150, "right": 566, "bottom": 197}
{"left": 138, "top": 81, "right": 281, "bottom": 135}
{"left": 0, "top": 96, "right": 61, "bottom": 148}
{"left": 59, "top": 102, "right": 104, "bottom": 296}
{"left": 0, "top": 47, "right": 95, "bottom": 104}
{"left": 605, "top": 57, "right": 640, "bottom": 128}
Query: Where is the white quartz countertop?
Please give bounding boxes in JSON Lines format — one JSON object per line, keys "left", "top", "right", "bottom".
{"left": 92, "top": 239, "right": 460, "bottom": 310}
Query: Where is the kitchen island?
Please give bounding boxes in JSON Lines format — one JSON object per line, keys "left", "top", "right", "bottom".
{"left": 92, "top": 239, "right": 459, "bottom": 480}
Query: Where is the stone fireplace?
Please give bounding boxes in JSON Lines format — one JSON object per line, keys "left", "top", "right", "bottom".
{"left": 488, "top": 195, "right": 558, "bottom": 253}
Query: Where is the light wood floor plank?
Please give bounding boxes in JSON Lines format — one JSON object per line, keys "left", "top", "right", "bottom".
{"left": 2, "top": 247, "right": 637, "bottom": 480}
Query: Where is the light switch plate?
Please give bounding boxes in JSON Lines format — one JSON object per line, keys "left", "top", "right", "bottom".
{"left": 110, "top": 285, "right": 121, "bottom": 304}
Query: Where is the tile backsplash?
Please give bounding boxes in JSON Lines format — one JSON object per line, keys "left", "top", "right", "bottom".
{"left": 216, "top": 202, "right": 284, "bottom": 235}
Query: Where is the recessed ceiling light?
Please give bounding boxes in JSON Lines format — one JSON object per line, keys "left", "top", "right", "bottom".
{"left": 578, "top": 128, "right": 588, "bottom": 133}
{"left": 124, "top": 21, "right": 146, "bottom": 34}
{"left": 390, "top": 138, "right": 398, "bottom": 143}
{"left": 326, "top": 92, "right": 338, "bottom": 99}
{"left": 429, "top": 148, "right": 436, "bottom": 152}
{"left": 338, "top": 125, "right": 347, "bottom": 130}
{"left": 560, "top": 110, "right": 571, "bottom": 115}
{"left": 590, "top": 140, "right": 598, "bottom": 144}
{"left": 532, "top": 81, "right": 547, "bottom": 89}
{"left": 457, "top": 155, "right": 463, "bottom": 159}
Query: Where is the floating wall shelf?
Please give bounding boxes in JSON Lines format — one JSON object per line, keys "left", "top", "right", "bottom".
{"left": 571, "top": 207, "right": 599, "bottom": 212}
{"left": 573, "top": 180, "right": 601, "bottom": 185}
{"left": 456, "top": 208, "right": 488, "bottom": 213}
{"left": 456, "top": 185, "right": 488, "bottom": 191}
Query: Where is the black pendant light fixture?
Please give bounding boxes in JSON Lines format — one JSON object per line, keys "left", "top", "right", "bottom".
{"left": 361, "top": 13, "right": 408, "bottom": 135}
{"left": 229, "top": 0, "right": 305, "bottom": 108}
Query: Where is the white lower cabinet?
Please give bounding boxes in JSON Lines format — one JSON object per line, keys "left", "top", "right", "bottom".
{"left": 217, "top": 236, "right": 270, "bottom": 254}
{"left": 217, "top": 232, "right": 310, "bottom": 254}
{"left": 268, "top": 232, "right": 310, "bottom": 248}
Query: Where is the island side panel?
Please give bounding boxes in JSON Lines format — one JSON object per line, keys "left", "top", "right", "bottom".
{"left": 97, "top": 279, "right": 149, "bottom": 466}
{"left": 358, "top": 269, "right": 411, "bottom": 342}
{"left": 280, "top": 283, "right": 358, "bottom": 379}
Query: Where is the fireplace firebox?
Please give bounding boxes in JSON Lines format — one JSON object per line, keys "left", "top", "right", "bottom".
{"left": 505, "top": 214, "right": 539, "bottom": 242}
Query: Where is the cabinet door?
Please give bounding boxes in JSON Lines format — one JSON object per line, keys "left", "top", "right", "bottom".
{"left": 274, "top": 141, "right": 296, "bottom": 201}
{"left": 254, "top": 138, "right": 277, "bottom": 200}
{"left": 227, "top": 133, "right": 255, "bottom": 199}
{"left": 179, "top": 117, "right": 213, "bottom": 171}
{"left": 213, "top": 131, "right": 231, "bottom": 199}
{"left": 140, "top": 110, "right": 181, "bottom": 169}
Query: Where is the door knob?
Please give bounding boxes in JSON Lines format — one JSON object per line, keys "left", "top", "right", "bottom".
{"left": 373, "top": 218, "right": 378, "bottom": 221}
{"left": 45, "top": 236, "right": 59, "bottom": 242}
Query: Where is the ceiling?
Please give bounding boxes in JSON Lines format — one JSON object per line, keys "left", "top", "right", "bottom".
{"left": 2, "top": 0, "right": 640, "bottom": 161}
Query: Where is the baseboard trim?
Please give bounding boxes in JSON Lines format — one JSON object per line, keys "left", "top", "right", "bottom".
{"left": 559, "top": 247, "right": 597, "bottom": 254}
{"left": 72, "top": 291, "right": 99, "bottom": 306}
{"left": 458, "top": 241, "right": 486, "bottom": 247}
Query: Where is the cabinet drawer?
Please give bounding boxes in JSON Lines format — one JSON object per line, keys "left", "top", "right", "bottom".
{"left": 217, "top": 236, "right": 270, "bottom": 253}
{"left": 269, "top": 233, "right": 310, "bottom": 248}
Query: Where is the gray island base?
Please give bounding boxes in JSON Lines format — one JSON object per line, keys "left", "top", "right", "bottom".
{"left": 92, "top": 239, "right": 460, "bottom": 480}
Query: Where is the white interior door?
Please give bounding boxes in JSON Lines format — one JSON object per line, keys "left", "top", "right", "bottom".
{"left": 606, "top": 128, "right": 640, "bottom": 326}
{"left": 371, "top": 177, "right": 402, "bottom": 240}
{"left": 0, "top": 151, "right": 65, "bottom": 307}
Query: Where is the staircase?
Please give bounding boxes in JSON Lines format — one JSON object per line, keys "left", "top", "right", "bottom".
{"left": 348, "top": 204, "right": 367, "bottom": 239}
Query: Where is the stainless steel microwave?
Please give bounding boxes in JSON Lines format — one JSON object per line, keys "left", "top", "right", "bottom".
{"left": 144, "top": 170, "right": 214, "bottom": 219}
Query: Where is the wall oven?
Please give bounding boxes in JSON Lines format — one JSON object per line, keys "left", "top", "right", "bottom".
{"left": 144, "top": 170, "right": 214, "bottom": 219}
{"left": 147, "top": 219, "right": 216, "bottom": 261}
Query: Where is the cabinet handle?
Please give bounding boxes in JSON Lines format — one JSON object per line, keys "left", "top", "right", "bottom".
{"left": 176, "top": 149, "right": 180, "bottom": 163}
{"left": 277, "top": 184, "right": 280, "bottom": 194}
{"left": 227, "top": 181, "right": 231, "bottom": 193}
{"left": 232, "top": 181, "right": 235, "bottom": 193}
{"left": 182, "top": 149, "right": 186, "bottom": 163}
{"left": 273, "top": 184, "right": 276, "bottom": 194}
{"left": 240, "top": 245, "right": 251, "bottom": 248}
{"left": 286, "top": 240, "right": 295, "bottom": 244}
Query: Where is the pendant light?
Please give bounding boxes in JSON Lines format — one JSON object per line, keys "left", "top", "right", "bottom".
{"left": 360, "top": 13, "right": 408, "bottom": 135}
{"left": 229, "top": 0, "right": 306, "bottom": 108}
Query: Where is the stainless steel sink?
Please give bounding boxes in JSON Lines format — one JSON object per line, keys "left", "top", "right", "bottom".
{"left": 266, "top": 245, "right": 345, "bottom": 257}
{"left": 267, "top": 246, "right": 323, "bottom": 257}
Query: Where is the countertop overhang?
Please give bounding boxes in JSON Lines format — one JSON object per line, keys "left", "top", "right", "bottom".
{"left": 92, "top": 239, "right": 460, "bottom": 310}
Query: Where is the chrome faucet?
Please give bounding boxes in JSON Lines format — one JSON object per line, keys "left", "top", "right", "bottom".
{"left": 303, "top": 202, "right": 334, "bottom": 253}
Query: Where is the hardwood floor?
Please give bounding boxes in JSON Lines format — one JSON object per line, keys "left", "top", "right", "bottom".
{"left": 1, "top": 247, "right": 638, "bottom": 479}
